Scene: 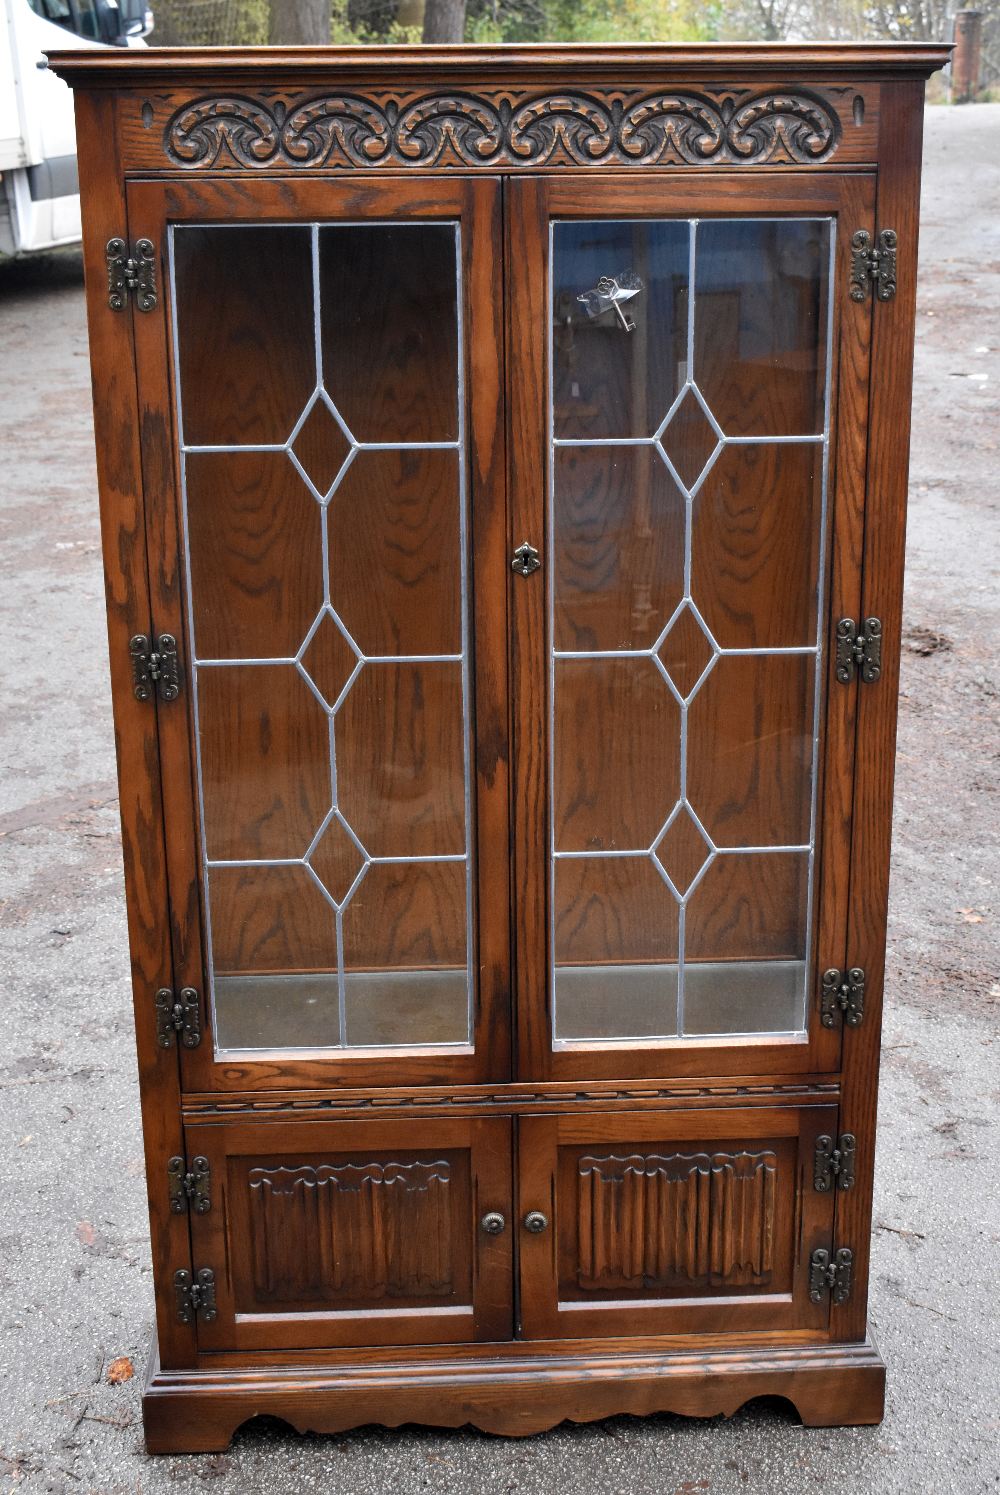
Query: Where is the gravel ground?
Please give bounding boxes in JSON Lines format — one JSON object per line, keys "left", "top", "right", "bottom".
{"left": 0, "top": 104, "right": 997, "bottom": 1495}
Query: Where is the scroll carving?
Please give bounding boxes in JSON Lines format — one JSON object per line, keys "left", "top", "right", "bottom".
{"left": 576, "top": 1150, "right": 777, "bottom": 1290}
{"left": 248, "top": 1160, "right": 453, "bottom": 1302}
{"left": 164, "top": 88, "right": 841, "bottom": 171}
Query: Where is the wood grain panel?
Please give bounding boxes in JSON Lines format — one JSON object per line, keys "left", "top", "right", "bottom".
{"left": 694, "top": 217, "right": 829, "bottom": 437}
{"left": 319, "top": 222, "right": 458, "bottom": 443}
{"left": 73, "top": 90, "right": 196, "bottom": 1370}
{"left": 209, "top": 863, "right": 336, "bottom": 974}
{"left": 836, "top": 80, "right": 927, "bottom": 1341}
{"left": 328, "top": 448, "right": 462, "bottom": 656}
{"left": 691, "top": 441, "right": 823, "bottom": 649}
{"left": 684, "top": 851, "right": 810, "bottom": 964}
{"left": 198, "top": 664, "right": 330, "bottom": 860}
{"left": 554, "top": 855, "right": 679, "bottom": 967}
{"left": 687, "top": 653, "right": 814, "bottom": 848}
{"left": 341, "top": 859, "right": 467, "bottom": 973}
{"left": 553, "top": 656, "right": 680, "bottom": 851}
{"left": 336, "top": 660, "right": 465, "bottom": 858}
{"left": 185, "top": 450, "right": 324, "bottom": 660}
{"left": 553, "top": 444, "right": 685, "bottom": 652}
{"left": 173, "top": 224, "right": 314, "bottom": 445}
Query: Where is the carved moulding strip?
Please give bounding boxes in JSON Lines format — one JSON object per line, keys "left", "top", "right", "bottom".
{"left": 183, "top": 1080, "right": 841, "bottom": 1116}
{"left": 163, "top": 87, "right": 841, "bottom": 171}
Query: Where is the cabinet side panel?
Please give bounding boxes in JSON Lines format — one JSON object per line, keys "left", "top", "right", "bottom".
{"left": 837, "top": 78, "right": 927, "bottom": 1341}
{"left": 72, "top": 90, "right": 195, "bottom": 1367}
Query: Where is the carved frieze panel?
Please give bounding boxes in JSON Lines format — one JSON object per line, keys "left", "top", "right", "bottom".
{"left": 575, "top": 1149, "right": 777, "bottom": 1290}
{"left": 248, "top": 1159, "right": 454, "bottom": 1302}
{"left": 159, "top": 87, "right": 847, "bottom": 171}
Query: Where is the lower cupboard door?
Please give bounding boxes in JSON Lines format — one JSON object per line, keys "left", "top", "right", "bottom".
{"left": 184, "top": 1116, "right": 512, "bottom": 1350}
{"left": 517, "top": 1107, "right": 837, "bottom": 1340}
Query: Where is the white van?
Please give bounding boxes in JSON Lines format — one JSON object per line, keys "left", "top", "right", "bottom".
{"left": 0, "top": 0, "right": 152, "bottom": 256}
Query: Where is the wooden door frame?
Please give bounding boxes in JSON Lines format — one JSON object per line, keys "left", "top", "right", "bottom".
{"left": 185, "top": 1113, "right": 514, "bottom": 1350}
{"left": 516, "top": 1104, "right": 838, "bottom": 1341}
{"left": 127, "top": 173, "right": 510, "bottom": 1091}
{"left": 506, "top": 170, "right": 876, "bottom": 1083}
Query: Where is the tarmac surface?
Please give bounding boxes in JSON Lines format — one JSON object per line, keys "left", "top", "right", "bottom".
{"left": 0, "top": 104, "right": 998, "bottom": 1494}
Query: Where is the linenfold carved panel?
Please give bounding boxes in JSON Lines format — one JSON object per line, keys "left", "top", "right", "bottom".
{"left": 248, "top": 1160, "right": 453, "bottom": 1302}
{"left": 163, "top": 89, "right": 841, "bottom": 171}
{"left": 576, "top": 1150, "right": 777, "bottom": 1290}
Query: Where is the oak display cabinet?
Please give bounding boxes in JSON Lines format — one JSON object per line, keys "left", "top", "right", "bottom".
{"left": 50, "top": 41, "right": 946, "bottom": 1453}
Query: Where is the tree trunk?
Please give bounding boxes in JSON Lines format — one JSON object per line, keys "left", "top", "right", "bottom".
{"left": 397, "top": 0, "right": 426, "bottom": 28}
{"left": 268, "top": 0, "right": 330, "bottom": 44}
{"left": 422, "top": 0, "right": 465, "bottom": 42}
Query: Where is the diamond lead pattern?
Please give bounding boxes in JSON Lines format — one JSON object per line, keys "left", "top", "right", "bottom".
{"left": 657, "top": 603, "right": 717, "bottom": 701}
{"left": 657, "top": 385, "right": 720, "bottom": 492}
{"left": 299, "top": 609, "right": 359, "bottom": 711}
{"left": 289, "top": 391, "right": 353, "bottom": 500}
{"left": 653, "top": 805, "right": 713, "bottom": 898}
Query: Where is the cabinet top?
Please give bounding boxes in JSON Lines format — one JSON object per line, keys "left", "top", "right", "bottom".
{"left": 47, "top": 41, "right": 951, "bottom": 89}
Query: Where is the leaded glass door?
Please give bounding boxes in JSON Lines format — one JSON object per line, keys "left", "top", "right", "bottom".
{"left": 510, "top": 174, "right": 875, "bottom": 1081}
{"left": 129, "top": 177, "right": 509, "bottom": 1090}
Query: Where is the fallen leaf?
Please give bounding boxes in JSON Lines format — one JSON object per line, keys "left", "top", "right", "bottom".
{"left": 958, "top": 908, "right": 985, "bottom": 924}
{"left": 106, "top": 1356, "right": 134, "bottom": 1385}
{"left": 76, "top": 1221, "right": 96, "bottom": 1247}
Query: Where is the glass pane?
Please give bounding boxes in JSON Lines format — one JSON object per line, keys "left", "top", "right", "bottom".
{"left": 554, "top": 856, "right": 679, "bottom": 1041}
{"left": 694, "top": 219, "right": 829, "bottom": 436}
{"left": 171, "top": 221, "right": 472, "bottom": 1054}
{"left": 320, "top": 223, "right": 458, "bottom": 443}
{"left": 549, "top": 216, "right": 833, "bottom": 1045}
{"left": 342, "top": 862, "right": 468, "bottom": 1046}
{"left": 553, "top": 220, "right": 688, "bottom": 440}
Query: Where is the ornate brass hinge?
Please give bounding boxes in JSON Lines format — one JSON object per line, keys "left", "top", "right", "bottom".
{"left": 820, "top": 967, "right": 865, "bottom": 1029}
{"left": 155, "top": 986, "right": 202, "bottom": 1049}
{"left": 130, "top": 633, "right": 181, "bottom": 703}
{"left": 174, "top": 1267, "right": 217, "bottom": 1324}
{"left": 850, "top": 228, "right": 897, "bottom": 303}
{"left": 167, "top": 1155, "right": 212, "bottom": 1215}
{"left": 835, "top": 617, "right": 882, "bottom": 685}
{"left": 809, "top": 1246, "right": 853, "bottom": 1305}
{"left": 106, "top": 236, "right": 157, "bottom": 312}
{"left": 814, "top": 1132, "right": 857, "bottom": 1191}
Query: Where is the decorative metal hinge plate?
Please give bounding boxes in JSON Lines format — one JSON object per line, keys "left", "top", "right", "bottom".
{"left": 814, "top": 1132, "right": 857, "bottom": 1191}
{"left": 850, "top": 228, "right": 897, "bottom": 302}
{"left": 106, "top": 236, "right": 157, "bottom": 312}
{"left": 174, "top": 1267, "right": 217, "bottom": 1324}
{"left": 130, "top": 633, "right": 181, "bottom": 703}
{"left": 809, "top": 1246, "right": 854, "bottom": 1305}
{"left": 835, "top": 617, "right": 882, "bottom": 685}
{"left": 167, "top": 1155, "right": 212, "bottom": 1215}
{"left": 821, "top": 967, "right": 865, "bottom": 1029}
{"left": 512, "top": 540, "right": 541, "bottom": 577}
{"left": 155, "top": 986, "right": 202, "bottom": 1049}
